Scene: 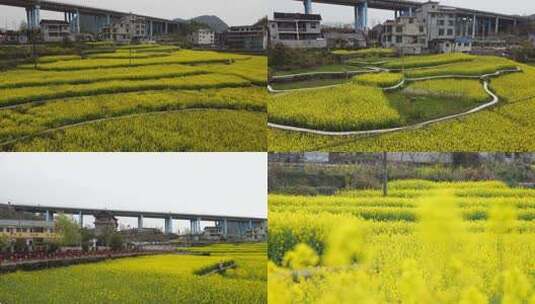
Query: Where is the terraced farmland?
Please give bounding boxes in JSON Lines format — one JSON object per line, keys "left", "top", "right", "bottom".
{"left": 268, "top": 181, "right": 535, "bottom": 303}
{"left": 268, "top": 53, "right": 535, "bottom": 151}
{"left": 0, "top": 44, "right": 267, "bottom": 151}
{"left": 0, "top": 243, "right": 267, "bottom": 303}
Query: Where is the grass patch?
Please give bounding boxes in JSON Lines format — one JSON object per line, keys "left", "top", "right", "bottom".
{"left": 332, "top": 48, "right": 396, "bottom": 57}
{"left": 271, "top": 78, "right": 347, "bottom": 90}
{"left": 272, "top": 64, "right": 364, "bottom": 76}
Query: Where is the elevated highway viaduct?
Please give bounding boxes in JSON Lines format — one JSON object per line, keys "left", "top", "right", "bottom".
{"left": 10, "top": 203, "right": 267, "bottom": 237}
{"left": 0, "top": 0, "right": 179, "bottom": 36}
{"left": 295, "top": 0, "right": 526, "bottom": 32}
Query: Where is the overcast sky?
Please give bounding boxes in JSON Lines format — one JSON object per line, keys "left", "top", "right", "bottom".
{"left": 0, "top": 0, "right": 267, "bottom": 30}
{"left": 270, "top": 0, "right": 535, "bottom": 26}
{"left": 0, "top": 153, "right": 266, "bottom": 232}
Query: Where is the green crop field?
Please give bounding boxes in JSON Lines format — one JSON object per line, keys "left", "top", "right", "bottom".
{"left": 0, "top": 243, "right": 266, "bottom": 303}
{"left": 268, "top": 54, "right": 535, "bottom": 151}
{"left": 0, "top": 44, "right": 267, "bottom": 151}
{"left": 268, "top": 181, "right": 535, "bottom": 303}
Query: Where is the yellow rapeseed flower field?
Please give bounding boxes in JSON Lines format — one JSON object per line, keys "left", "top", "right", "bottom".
{"left": 0, "top": 45, "right": 267, "bottom": 151}
{"left": 268, "top": 181, "right": 535, "bottom": 303}
{"left": 0, "top": 243, "right": 266, "bottom": 303}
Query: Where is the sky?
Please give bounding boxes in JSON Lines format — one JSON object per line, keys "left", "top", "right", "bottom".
{"left": 270, "top": 0, "right": 535, "bottom": 27}
{"left": 0, "top": 0, "right": 267, "bottom": 30}
{"left": 0, "top": 153, "right": 267, "bottom": 232}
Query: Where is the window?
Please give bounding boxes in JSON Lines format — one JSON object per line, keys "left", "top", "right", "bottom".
{"left": 396, "top": 36, "right": 402, "bottom": 43}
{"left": 396, "top": 26, "right": 403, "bottom": 33}
{"left": 419, "top": 26, "right": 424, "bottom": 33}
{"left": 438, "top": 28, "right": 445, "bottom": 36}
{"left": 464, "top": 42, "right": 470, "bottom": 47}
{"left": 448, "top": 20, "right": 454, "bottom": 26}
{"left": 447, "top": 29, "right": 453, "bottom": 35}
{"left": 409, "top": 18, "right": 414, "bottom": 24}
{"left": 438, "top": 20, "right": 445, "bottom": 26}
{"left": 311, "top": 23, "right": 317, "bottom": 29}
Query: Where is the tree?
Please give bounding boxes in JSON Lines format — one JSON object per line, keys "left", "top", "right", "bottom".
{"left": 55, "top": 214, "right": 82, "bottom": 246}
{"left": 42, "top": 239, "right": 59, "bottom": 254}
{"left": 14, "top": 239, "right": 27, "bottom": 253}
{"left": 109, "top": 233, "right": 124, "bottom": 251}
{"left": 98, "top": 226, "right": 115, "bottom": 247}
{"left": 0, "top": 234, "right": 10, "bottom": 253}
{"left": 80, "top": 228, "right": 95, "bottom": 252}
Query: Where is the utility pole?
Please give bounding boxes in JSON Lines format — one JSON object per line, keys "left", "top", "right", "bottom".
{"left": 401, "top": 47, "right": 405, "bottom": 78}
{"left": 382, "top": 152, "right": 388, "bottom": 197}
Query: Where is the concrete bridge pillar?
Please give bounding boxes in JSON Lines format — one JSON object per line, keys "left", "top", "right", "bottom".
{"left": 75, "top": 9, "right": 80, "bottom": 34}
{"left": 78, "top": 211, "right": 84, "bottom": 228}
{"left": 25, "top": 8, "right": 30, "bottom": 29}
{"left": 45, "top": 210, "right": 53, "bottom": 222}
{"left": 354, "top": 1, "right": 368, "bottom": 31}
{"left": 189, "top": 218, "right": 201, "bottom": 234}
{"left": 138, "top": 215, "right": 144, "bottom": 229}
{"left": 472, "top": 14, "right": 477, "bottom": 38}
{"left": 26, "top": 5, "right": 41, "bottom": 30}
{"left": 303, "top": 0, "right": 312, "bottom": 14}
{"left": 164, "top": 216, "right": 173, "bottom": 234}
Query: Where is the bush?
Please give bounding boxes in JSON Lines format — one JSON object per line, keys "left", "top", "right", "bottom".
{"left": 269, "top": 43, "right": 337, "bottom": 70}
{"left": 13, "top": 238, "right": 27, "bottom": 253}
{"left": 0, "top": 234, "right": 10, "bottom": 253}
{"left": 109, "top": 232, "right": 124, "bottom": 251}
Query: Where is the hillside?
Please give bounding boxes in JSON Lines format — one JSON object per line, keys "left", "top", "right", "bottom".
{"left": 174, "top": 15, "right": 229, "bottom": 33}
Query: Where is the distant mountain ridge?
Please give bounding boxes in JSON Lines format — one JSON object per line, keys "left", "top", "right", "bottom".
{"left": 173, "top": 15, "right": 229, "bottom": 33}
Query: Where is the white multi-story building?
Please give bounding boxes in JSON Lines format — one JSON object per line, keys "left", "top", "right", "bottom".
{"left": 101, "top": 15, "right": 147, "bottom": 42}
{"left": 40, "top": 19, "right": 74, "bottom": 42}
{"left": 269, "top": 12, "right": 327, "bottom": 48}
{"left": 383, "top": 16, "right": 427, "bottom": 54}
{"left": 381, "top": 1, "right": 480, "bottom": 54}
{"left": 189, "top": 28, "right": 215, "bottom": 46}
{"left": 223, "top": 25, "right": 267, "bottom": 51}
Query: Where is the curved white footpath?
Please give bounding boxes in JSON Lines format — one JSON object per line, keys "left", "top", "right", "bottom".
{"left": 268, "top": 68, "right": 520, "bottom": 136}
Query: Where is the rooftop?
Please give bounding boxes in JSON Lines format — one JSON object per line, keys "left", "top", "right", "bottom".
{"left": 40, "top": 19, "right": 69, "bottom": 25}
{"left": 273, "top": 12, "right": 323, "bottom": 21}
